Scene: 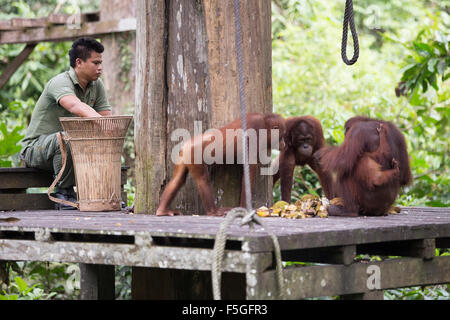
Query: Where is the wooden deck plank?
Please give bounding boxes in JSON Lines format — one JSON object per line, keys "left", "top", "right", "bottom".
{"left": 0, "top": 207, "right": 449, "bottom": 252}
{"left": 0, "top": 194, "right": 54, "bottom": 211}
{"left": 0, "top": 166, "right": 129, "bottom": 188}
{"left": 253, "top": 256, "right": 450, "bottom": 300}
{"left": 0, "top": 12, "right": 100, "bottom": 31}
{"left": 0, "top": 238, "right": 250, "bottom": 272}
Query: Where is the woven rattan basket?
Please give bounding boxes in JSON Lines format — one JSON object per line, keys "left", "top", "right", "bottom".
{"left": 59, "top": 116, "right": 132, "bottom": 211}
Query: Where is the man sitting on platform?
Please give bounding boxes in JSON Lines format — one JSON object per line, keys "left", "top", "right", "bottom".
{"left": 20, "top": 37, "right": 112, "bottom": 209}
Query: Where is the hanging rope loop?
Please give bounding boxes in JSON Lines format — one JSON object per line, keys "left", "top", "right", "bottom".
{"left": 341, "top": 0, "right": 359, "bottom": 65}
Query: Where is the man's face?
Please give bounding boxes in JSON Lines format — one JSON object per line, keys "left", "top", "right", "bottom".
{"left": 76, "top": 51, "right": 103, "bottom": 82}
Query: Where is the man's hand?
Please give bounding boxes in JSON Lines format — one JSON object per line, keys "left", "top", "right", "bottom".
{"left": 59, "top": 95, "right": 102, "bottom": 117}
{"left": 98, "top": 110, "right": 112, "bottom": 116}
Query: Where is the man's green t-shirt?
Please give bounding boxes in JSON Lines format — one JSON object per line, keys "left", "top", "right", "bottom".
{"left": 21, "top": 67, "right": 111, "bottom": 150}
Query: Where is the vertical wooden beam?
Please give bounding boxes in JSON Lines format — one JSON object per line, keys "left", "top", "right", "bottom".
{"left": 131, "top": 268, "right": 211, "bottom": 299}
{"left": 203, "top": 0, "right": 272, "bottom": 125}
{"left": 99, "top": 0, "right": 136, "bottom": 116}
{"left": 134, "top": 0, "right": 168, "bottom": 214}
{"left": 203, "top": 0, "right": 273, "bottom": 209}
{"left": 79, "top": 264, "right": 115, "bottom": 300}
{"left": 132, "top": 267, "right": 245, "bottom": 300}
{"left": 134, "top": 0, "right": 273, "bottom": 215}
{"left": 164, "top": 0, "right": 211, "bottom": 215}
{"left": 132, "top": 0, "right": 173, "bottom": 299}
{"left": 132, "top": 0, "right": 272, "bottom": 298}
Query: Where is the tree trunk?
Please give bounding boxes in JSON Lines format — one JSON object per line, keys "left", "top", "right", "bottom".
{"left": 204, "top": 0, "right": 273, "bottom": 209}
{"left": 99, "top": 0, "right": 136, "bottom": 116}
{"left": 133, "top": 0, "right": 272, "bottom": 300}
{"left": 134, "top": 0, "right": 168, "bottom": 215}
{"left": 134, "top": 0, "right": 272, "bottom": 215}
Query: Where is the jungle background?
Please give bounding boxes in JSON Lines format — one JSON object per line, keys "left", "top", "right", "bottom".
{"left": 0, "top": 0, "right": 448, "bottom": 300}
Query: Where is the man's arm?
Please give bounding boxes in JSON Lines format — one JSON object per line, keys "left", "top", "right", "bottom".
{"left": 59, "top": 95, "right": 102, "bottom": 117}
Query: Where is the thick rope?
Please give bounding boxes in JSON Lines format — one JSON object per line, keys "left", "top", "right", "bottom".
{"left": 212, "top": 208, "right": 284, "bottom": 300}
{"left": 341, "top": 0, "right": 359, "bottom": 65}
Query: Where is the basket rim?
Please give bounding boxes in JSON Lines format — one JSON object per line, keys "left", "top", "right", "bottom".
{"left": 59, "top": 115, "right": 133, "bottom": 122}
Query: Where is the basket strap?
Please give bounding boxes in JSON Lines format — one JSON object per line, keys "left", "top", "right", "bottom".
{"left": 47, "top": 132, "right": 79, "bottom": 209}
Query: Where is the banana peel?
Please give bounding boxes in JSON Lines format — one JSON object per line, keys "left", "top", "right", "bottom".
{"left": 388, "top": 206, "right": 401, "bottom": 215}
{"left": 330, "top": 197, "right": 344, "bottom": 206}
{"left": 256, "top": 197, "right": 329, "bottom": 219}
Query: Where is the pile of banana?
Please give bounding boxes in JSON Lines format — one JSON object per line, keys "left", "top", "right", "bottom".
{"left": 256, "top": 195, "right": 329, "bottom": 219}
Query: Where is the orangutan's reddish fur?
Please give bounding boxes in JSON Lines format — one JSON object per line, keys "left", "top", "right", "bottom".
{"left": 314, "top": 116, "right": 412, "bottom": 216}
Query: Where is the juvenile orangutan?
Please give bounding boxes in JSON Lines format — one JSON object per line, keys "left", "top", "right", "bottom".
{"left": 272, "top": 116, "right": 326, "bottom": 201}
{"left": 156, "top": 113, "right": 286, "bottom": 216}
{"left": 314, "top": 116, "right": 412, "bottom": 216}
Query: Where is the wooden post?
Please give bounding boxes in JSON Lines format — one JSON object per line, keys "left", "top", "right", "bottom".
{"left": 203, "top": 0, "right": 273, "bottom": 210}
{"left": 79, "top": 264, "right": 115, "bottom": 300}
{"left": 133, "top": 0, "right": 272, "bottom": 298}
{"left": 99, "top": 0, "right": 136, "bottom": 116}
{"left": 134, "top": 0, "right": 272, "bottom": 214}
{"left": 134, "top": 0, "right": 168, "bottom": 215}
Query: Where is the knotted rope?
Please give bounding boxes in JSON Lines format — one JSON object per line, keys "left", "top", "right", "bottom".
{"left": 212, "top": 208, "right": 284, "bottom": 300}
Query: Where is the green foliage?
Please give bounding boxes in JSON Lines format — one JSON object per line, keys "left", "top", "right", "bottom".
{"left": 395, "top": 28, "right": 449, "bottom": 97}
{"left": 384, "top": 284, "right": 450, "bottom": 300}
{"left": 0, "top": 276, "right": 56, "bottom": 300}
{"left": 0, "top": 3, "right": 70, "bottom": 166}
{"left": 0, "top": 0, "right": 99, "bottom": 19}
{"left": 0, "top": 0, "right": 447, "bottom": 301}
{"left": 0, "top": 121, "right": 24, "bottom": 166}
{"left": 0, "top": 261, "right": 80, "bottom": 300}
{"left": 392, "top": 21, "right": 449, "bottom": 207}
{"left": 272, "top": 1, "right": 449, "bottom": 300}
{"left": 0, "top": 0, "right": 102, "bottom": 166}
{"left": 115, "top": 266, "right": 132, "bottom": 300}
{"left": 0, "top": 99, "right": 36, "bottom": 166}
{"left": 272, "top": 0, "right": 449, "bottom": 207}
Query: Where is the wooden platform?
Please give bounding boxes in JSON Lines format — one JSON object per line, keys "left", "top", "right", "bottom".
{"left": 0, "top": 207, "right": 449, "bottom": 299}
{"left": 0, "top": 167, "right": 129, "bottom": 211}
{"left": 0, "top": 12, "right": 136, "bottom": 45}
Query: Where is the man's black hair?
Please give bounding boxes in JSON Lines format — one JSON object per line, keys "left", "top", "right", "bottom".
{"left": 69, "top": 37, "right": 104, "bottom": 68}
